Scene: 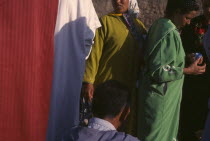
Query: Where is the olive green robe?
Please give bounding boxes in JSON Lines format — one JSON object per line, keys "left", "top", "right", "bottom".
{"left": 83, "top": 14, "right": 146, "bottom": 135}
{"left": 83, "top": 14, "right": 146, "bottom": 89}
{"left": 137, "top": 18, "right": 185, "bottom": 141}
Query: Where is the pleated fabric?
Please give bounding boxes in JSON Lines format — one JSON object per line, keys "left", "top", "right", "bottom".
{"left": 0, "top": 0, "right": 58, "bottom": 140}
{"left": 47, "top": 0, "right": 101, "bottom": 140}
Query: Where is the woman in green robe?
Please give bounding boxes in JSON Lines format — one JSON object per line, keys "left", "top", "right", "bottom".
{"left": 137, "top": 0, "right": 206, "bottom": 141}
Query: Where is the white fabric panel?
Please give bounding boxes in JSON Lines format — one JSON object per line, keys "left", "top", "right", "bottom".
{"left": 47, "top": 0, "right": 100, "bottom": 141}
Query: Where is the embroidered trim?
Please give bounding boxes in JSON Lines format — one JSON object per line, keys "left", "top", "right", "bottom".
{"left": 163, "top": 65, "right": 171, "bottom": 71}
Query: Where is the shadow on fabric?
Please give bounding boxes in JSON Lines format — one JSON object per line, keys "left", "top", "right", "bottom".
{"left": 47, "top": 17, "right": 94, "bottom": 141}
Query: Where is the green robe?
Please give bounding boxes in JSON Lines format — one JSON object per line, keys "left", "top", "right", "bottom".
{"left": 137, "top": 18, "right": 185, "bottom": 141}
{"left": 83, "top": 14, "right": 146, "bottom": 89}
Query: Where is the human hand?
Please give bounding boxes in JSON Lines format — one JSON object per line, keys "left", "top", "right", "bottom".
{"left": 197, "top": 56, "right": 203, "bottom": 65}
{"left": 81, "top": 83, "right": 94, "bottom": 102}
{"left": 184, "top": 57, "right": 206, "bottom": 75}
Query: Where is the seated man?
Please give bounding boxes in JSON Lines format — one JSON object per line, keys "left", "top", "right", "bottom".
{"left": 62, "top": 80, "right": 140, "bottom": 141}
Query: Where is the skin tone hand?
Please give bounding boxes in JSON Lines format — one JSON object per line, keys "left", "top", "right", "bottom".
{"left": 183, "top": 57, "right": 206, "bottom": 75}
{"left": 81, "top": 83, "right": 94, "bottom": 102}
{"left": 197, "top": 56, "right": 203, "bottom": 65}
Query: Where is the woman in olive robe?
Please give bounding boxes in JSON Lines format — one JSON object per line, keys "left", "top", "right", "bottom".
{"left": 81, "top": 0, "right": 146, "bottom": 135}
{"left": 82, "top": 0, "right": 146, "bottom": 97}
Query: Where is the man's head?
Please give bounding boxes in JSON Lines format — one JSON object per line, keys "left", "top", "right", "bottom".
{"left": 92, "top": 80, "right": 131, "bottom": 130}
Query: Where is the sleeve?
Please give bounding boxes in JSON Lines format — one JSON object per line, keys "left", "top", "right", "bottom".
{"left": 203, "top": 25, "right": 210, "bottom": 61}
{"left": 148, "top": 32, "right": 184, "bottom": 83}
{"left": 84, "top": 0, "right": 101, "bottom": 59}
{"left": 83, "top": 24, "right": 105, "bottom": 84}
{"left": 136, "top": 19, "right": 147, "bottom": 34}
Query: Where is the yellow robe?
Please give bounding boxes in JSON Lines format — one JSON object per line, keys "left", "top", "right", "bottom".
{"left": 83, "top": 14, "right": 146, "bottom": 90}
{"left": 83, "top": 13, "right": 146, "bottom": 135}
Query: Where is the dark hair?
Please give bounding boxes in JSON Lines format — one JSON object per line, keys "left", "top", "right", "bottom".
{"left": 92, "top": 80, "right": 130, "bottom": 119}
{"left": 165, "top": 0, "right": 199, "bottom": 17}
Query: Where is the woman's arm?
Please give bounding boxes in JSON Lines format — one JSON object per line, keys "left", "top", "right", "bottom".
{"left": 147, "top": 33, "right": 184, "bottom": 83}
{"left": 82, "top": 26, "right": 105, "bottom": 101}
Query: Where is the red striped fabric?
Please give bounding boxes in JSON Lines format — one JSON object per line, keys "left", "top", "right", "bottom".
{"left": 0, "top": 0, "right": 58, "bottom": 140}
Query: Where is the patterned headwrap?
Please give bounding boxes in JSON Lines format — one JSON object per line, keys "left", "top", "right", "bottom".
{"left": 166, "top": 0, "right": 199, "bottom": 17}
{"left": 128, "top": 0, "right": 140, "bottom": 18}
{"left": 181, "top": 0, "right": 199, "bottom": 11}
{"left": 122, "top": 0, "right": 144, "bottom": 48}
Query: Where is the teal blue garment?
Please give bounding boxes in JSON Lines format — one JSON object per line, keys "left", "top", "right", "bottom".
{"left": 62, "top": 127, "right": 140, "bottom": 141}
{"left": 137, "top": 18, "right": 185, "bottom": 141}
{"left": 201, "top": 98, "right": 210, "bottom": 141}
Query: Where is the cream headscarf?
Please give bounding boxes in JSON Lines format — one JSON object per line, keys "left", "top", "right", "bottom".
{"left": 128, "top": 0, "right": 140, "bottom": 18}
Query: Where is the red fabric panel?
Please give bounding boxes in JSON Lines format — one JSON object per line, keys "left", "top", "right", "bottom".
{"left": 0, "top": 0, "right": 58, "bottom": 140}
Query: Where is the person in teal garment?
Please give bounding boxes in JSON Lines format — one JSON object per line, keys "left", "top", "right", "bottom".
{"left": 63, "top": 80, "right": 140, "bottom": 141}
{"left": 137, "top": 0, "right": 206, "bottom": 141}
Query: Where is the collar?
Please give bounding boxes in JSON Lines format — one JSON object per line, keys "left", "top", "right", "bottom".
{"left": 88, "top": 117, "right": 116, "bottom": 131}
{"left": 109, "top": 12, "right": 123, "bottom": 17}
